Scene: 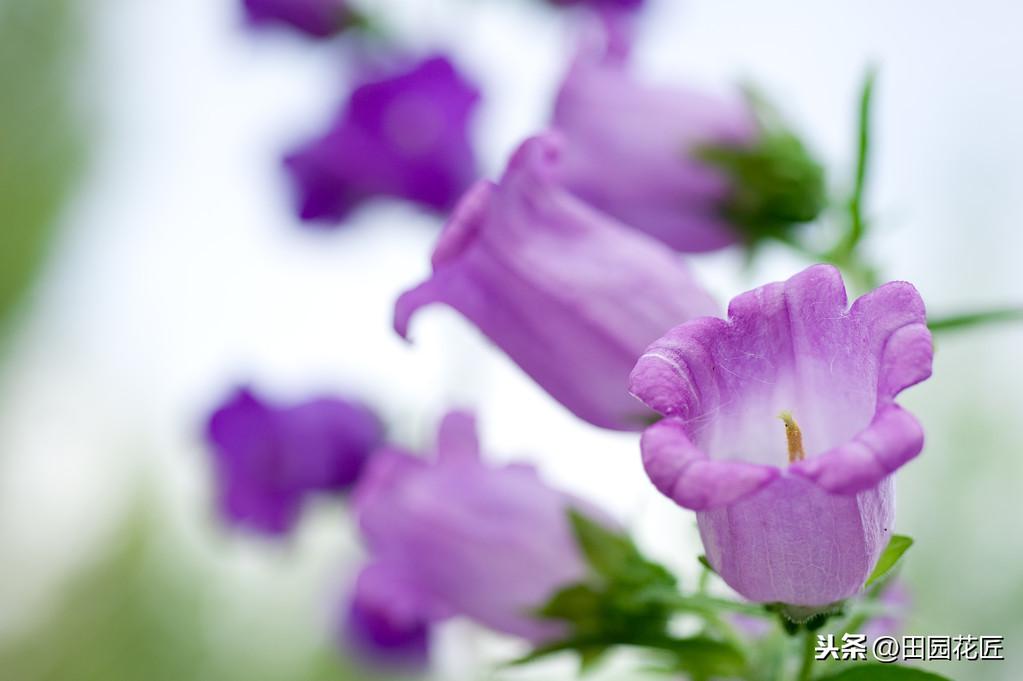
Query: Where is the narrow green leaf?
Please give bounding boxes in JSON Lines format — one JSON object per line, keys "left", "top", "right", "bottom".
{"left": 817, "top": 663, "right": 954, "bottom": 680}
{"left": 928, "top": 307, "right": 1023, "bottom": 333}
{"left": 845, "top": 65, "right": 877, "bottom": 253}
{"left": 697, "top": 554, "right": 717, "bottom": 574}
{"left": 865, "top": 535, "right": 914, "bottom": 588}
{"left": 568, "top": 510, "right": 641, "bottom": 580}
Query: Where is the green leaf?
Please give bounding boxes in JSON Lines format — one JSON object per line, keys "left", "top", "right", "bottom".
{"left": 866, "top": 534, "right": 914, "bottom": 588}
{"left": 536, "top": 584, "right": 603, "bottom": 622}
{"left": 568, "top": 510, "right": 646, "bottom": 580}
{"left": 817, "top": 663, "right": 954, "bottom": 680}
{"left": 697, "top": 554, "right": 717, "bottom": 574}
{"left": 928, "top": 307, "right": 1023, "bottom": 333}
{"left": 660, "top": 637, "right": 746, "bottom": 678}
{"left": 510, "top": 634, "right": 745, "bottom": 679}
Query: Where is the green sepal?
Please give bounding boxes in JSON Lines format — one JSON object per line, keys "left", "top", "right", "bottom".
{"left": 765, "top": 602, "right": 846, "bottom": 633}
{"left": 695, "top": 88, "right": 827, "bottom": 246}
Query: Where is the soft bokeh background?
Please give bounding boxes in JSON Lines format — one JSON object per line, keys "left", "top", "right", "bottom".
{"left": 1, "top": 0, "right": 1021, "bottom": 679}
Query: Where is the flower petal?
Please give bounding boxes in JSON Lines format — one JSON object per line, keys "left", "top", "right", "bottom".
{"left": 790, "top": 405, "right": 925, "bottom": 495}
{"left": 641, "top": 418, "right": 778, "bottom": 510}
{"left": 435, "top": 410, "right": 480, "bottom": 465}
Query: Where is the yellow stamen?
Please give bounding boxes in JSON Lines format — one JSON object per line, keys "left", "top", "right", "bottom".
{"left": 779, "top": 411, "right": 805, "bottom": 464}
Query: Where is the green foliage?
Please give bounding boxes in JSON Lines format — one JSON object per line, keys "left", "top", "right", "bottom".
{"left": 0, "top": 0, "right": 87, "bottom": 334}
{"left": 696, "top": 91, "right": 827, "bottom": 246}
{"left": 817, "top": 664, "right": 954, "bottom": 680}
{"left": 522, "top": 511, "right": 746, "bottom": 676}
{"left": 866, "top": 535, "right": 914, "bottom": 588}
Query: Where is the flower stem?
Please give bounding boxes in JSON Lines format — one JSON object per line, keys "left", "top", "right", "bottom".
{"left": 795, "top": 629, "right": 817, "bottom": 681}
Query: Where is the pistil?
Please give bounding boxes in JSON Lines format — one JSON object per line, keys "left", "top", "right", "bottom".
{"left": 779, "top": 411, "right": 805, "bottom": 463}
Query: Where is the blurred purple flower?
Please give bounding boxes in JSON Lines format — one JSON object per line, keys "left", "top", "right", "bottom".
{"left": 243, "top": 0, "right": 351, "bottom": 38}
{"left": 547, "top": 0, "right": 645, "bottom": 11}
{"left": 205, "top": 386, "right": 383, "bottom": 535}
{"left": 630, "top": 265, "right": 933, "bottom": 607}
{"left": 286, "top": 55, "right": 481, "bottom": 224}
{"left": 861, "top": 580, "right": 911, "bottom": 640}
{"left": 395, "top": 133, "right": 718, "bottom": 430}
{"left": 552, "top": 34, "right": 758, "bottom": 252}
{"left": 344, "top": 411, "right": 593, "bottom": 663}
{"left": 344, "top": 563, "right": 432, "bottom": 670}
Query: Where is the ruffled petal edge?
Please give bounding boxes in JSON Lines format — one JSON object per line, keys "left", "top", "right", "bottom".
{"left": 790, "top": 404, "right": 924, "bottom": 495}
{"left": 640, "top": 418, "right": 779, "bottom": 510}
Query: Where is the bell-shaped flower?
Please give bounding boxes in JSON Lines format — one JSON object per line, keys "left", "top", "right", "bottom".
{"left": 286, "top": 55, "right": 481, "bottom": 223}
{"left": 243, "top": 0, "right": 352, "bottom": 38}
{"left": 395, "top": 133, "right": 718, "bottom": 430}
{"left": 205, "top": 386, "right": 384, "bottom": 535}
{"left": 552, "top": 34, "right": 825, "bottom": 252}
{"left": 343, "top": 411, "right": 594, "bottom": 663}
{"left": 629, "top": 265, "right": 933, "bottom": 608}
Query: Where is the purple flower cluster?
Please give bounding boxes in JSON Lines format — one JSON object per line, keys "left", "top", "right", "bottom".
{"left": 218, "top": 0, "right": 941, "bottom": 672}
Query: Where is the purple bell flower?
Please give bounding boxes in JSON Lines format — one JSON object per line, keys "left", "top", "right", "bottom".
{"left": 344, "top": 411, "right": 594, "bottom": 663}
{"left": 629, "top": 265, "right": 933, "bottom": 608}
{"left": 243, "top": 0, "right": 351, "bottom": 38}
{"left": 286, "top": 55, "right": 481, "bottom": 223}
{"left": 205, "top": 386, "right": 383, "bottom": 536}
{"left": 552, "top": 33, "right": 760, "bottom": 252}
{"left": 395, "top": 133, "right": 718, "bottom": 430}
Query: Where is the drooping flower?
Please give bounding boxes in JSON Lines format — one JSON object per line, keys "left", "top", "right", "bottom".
{"left": 552, "top": 33, "right": 825, "bottom": 252}
{"left": 343, "top": 411, "right": 594, "bottom": 663}
{"left": 395, "top": 133, "right": 718, "bottom": 430}
{"left": 242, "top": 0, "right": 352, "bottom": 38}
{"left": 286, "top": 55, "right": 481, "bottom": 224}
{"left": 205, "top": 386, "right": 384, "bottom": 535}
{"left": 629, "top": 265, "right": 933, "bottom": 608}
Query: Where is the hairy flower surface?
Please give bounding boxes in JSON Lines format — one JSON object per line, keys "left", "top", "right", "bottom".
{"left": 552, "top": 36, "right": 758, "bottom": 252}
{"left": 243, "top": 0, "right": 350, "bottom": 38}
{"left": 630, "top": 266, "right": 933, "bottom": 606}
{"left": 287, "top": 55, "right": 480, "bottom": 223}
{"left": 345, "top": 411, "right": 593, "bottom": 663}
{"left": 205, "top": 387, "right": 383, "bottom": 535}
{"left": 395, "top": 133, "right": 718, "bottom": 430}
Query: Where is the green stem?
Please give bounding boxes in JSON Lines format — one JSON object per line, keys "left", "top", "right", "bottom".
{"left": 796, "top": 629, "right": 817, "bottom": 681}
